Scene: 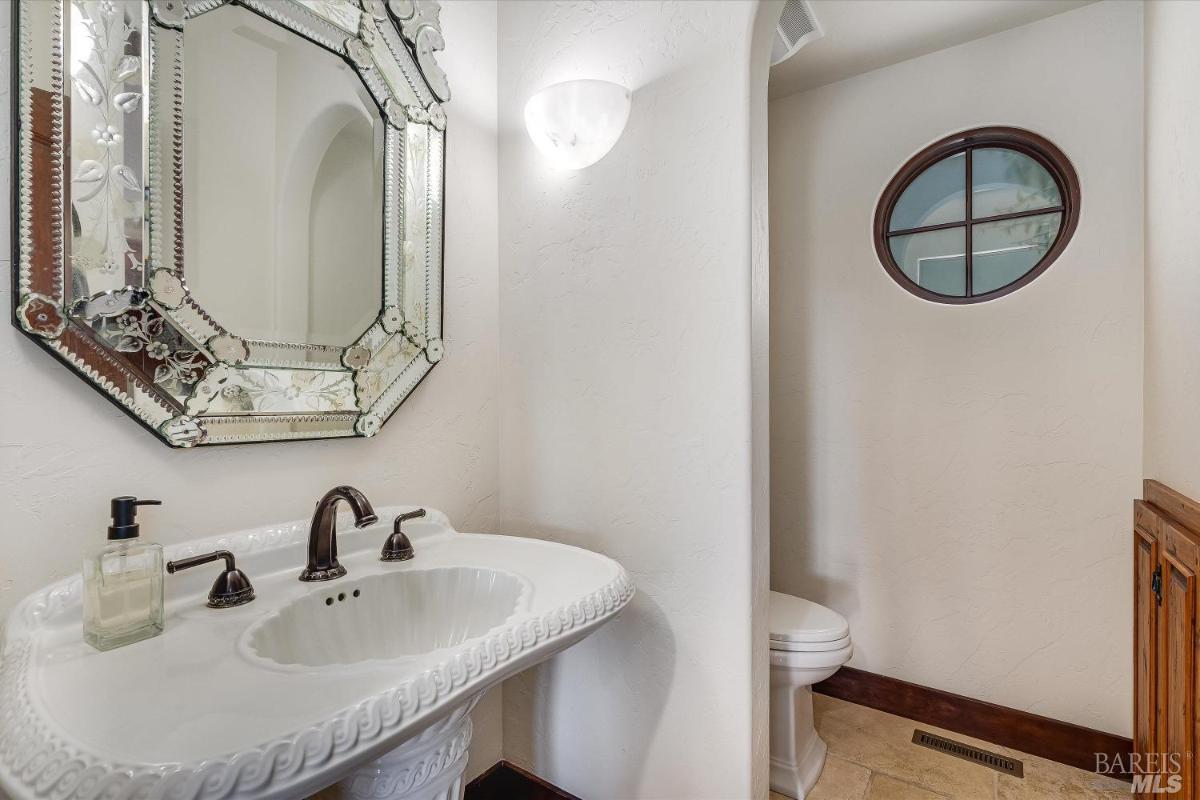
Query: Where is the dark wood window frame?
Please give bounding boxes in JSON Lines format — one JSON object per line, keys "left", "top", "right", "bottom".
{"left": 873, "top": 126, "right": 1081, "bottom": 305}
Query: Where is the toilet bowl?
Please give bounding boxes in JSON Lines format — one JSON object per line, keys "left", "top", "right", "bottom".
{"left": 769, "top": 590, "right": 853, "bottom": 799}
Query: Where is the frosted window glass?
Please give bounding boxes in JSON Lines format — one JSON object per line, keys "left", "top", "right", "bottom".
{"left": 971, "top": 212, "right": 1062, "bottom": 295}
{"left": 889, "top": 153, "right": 965, "bottom": 232}
{"left": 971, "top": 148, "right": 1061, "bottom": 219}
{"left": 889, "top": 227, "right": 966, "bottom": 296}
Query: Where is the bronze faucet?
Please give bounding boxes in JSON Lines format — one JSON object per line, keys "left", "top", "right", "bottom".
{"left": 299, "top": 486, "right": 378, "bottom": 582}
{"left": 168, "top": 550, "right": 255, "bottom": 608}
{"left": 381, "top": 509, "right": 426, "bottom": 561}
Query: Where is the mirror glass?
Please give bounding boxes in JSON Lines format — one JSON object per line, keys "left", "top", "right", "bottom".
{"left": 17, "top": 0, "right": 448, "bottom": 447}
{"left": 67, "top": 0, "right": 147, "bottom": 304}
{"left": 183, "top": 6, "right": 384, "bottom": 348}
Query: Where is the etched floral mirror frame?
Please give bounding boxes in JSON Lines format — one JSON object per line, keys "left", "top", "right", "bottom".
{"left": 12, "top": 0, "right": 449, "bottom": 447}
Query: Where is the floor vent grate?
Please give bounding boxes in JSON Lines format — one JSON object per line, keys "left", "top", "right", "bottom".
{"left": 911, "top": 730, "right": 1024, "bottom": 778}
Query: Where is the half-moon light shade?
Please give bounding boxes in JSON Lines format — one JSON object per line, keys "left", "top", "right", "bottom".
{"left": 523, "top": 80, "right": 631, "bottom": 170}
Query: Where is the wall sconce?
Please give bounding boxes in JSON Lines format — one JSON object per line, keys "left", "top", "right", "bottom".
{"left": 523, "top": 80, "right": 631, "bottom": 170}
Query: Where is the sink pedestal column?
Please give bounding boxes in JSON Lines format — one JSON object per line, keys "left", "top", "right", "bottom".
{"left": 337, "top": 698, "right": 478, "bottom": 800}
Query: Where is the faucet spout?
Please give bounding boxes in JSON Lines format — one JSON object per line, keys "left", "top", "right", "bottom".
{"left": 300, "top": 486, "right": 378, "bottom": 582}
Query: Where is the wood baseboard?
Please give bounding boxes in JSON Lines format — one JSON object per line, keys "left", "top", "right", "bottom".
{"left": 814, "top": 667, "right": 1132, "bottom": 780}
{"left": 465, "top": 761, "right": 580, "bottom": 800}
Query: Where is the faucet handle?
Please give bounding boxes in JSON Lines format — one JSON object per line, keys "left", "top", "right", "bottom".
{"left": 395, "top": 509, "right": 426, "bottom": 525}
{"left": 381, "top": 509, "right": 425, "bottom": 562}
{"left": 167, "top": 550, "right": 255, "bottom": 608}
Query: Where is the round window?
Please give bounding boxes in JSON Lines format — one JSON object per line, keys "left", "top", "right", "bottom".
{"left": 873, "top": 127, "right": 1080, "bottom": 304}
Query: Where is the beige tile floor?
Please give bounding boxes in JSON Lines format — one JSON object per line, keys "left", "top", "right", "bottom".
{"left": 769, "top": 695, "right": 1130, "bottom": 800}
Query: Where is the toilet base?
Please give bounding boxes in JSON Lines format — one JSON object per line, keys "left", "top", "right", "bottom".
{"left": 769, "top": 683, "right": 829, "bottom": 799}
{"left": 769, "top": 732, "right": 827, "bottom": 799}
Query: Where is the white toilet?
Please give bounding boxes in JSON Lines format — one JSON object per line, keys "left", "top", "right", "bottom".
{"left": 769, "top": 590, "right": 853, "bottom": 799}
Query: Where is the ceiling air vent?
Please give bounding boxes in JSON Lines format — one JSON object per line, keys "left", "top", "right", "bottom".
{"left": 771, "top": 0, "right": 823, "bottom": 66}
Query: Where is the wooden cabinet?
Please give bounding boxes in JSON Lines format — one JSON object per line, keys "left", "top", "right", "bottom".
{"left": 1135, "top": 480, "right": 1200, "bottom": 799}
{"left": 1135, "top": 520, "right": 1159, "bottom": 768}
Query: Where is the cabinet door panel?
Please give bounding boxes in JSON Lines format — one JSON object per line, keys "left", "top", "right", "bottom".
{"left": 1159, "top": 551, "right": 1195, "bottom": 800}
{"left": 1135, "top": 523, "right": 1158, "bottom": 781}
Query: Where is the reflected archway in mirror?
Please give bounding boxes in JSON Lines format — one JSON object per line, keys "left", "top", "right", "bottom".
{"left": 13, "top": 0, "right": 452, "bottom": 446}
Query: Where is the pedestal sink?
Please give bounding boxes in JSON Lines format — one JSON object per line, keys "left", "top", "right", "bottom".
{"left": 0, "top": 508, "right": 633, "bottom": 800}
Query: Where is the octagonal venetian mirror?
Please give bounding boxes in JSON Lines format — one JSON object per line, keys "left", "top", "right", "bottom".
{"left": 12, "top": 0, "right": 449, "bottom": 447}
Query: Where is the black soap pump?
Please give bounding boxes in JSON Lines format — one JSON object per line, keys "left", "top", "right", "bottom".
{"left": 82, "top": 496, "right": 166, "bottom": 651}
{"left": 108, "top": 496, "right": 162, "bottom": 539}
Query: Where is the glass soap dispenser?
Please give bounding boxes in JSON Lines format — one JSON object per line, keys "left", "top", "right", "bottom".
{"left": 83, "top": 497, "right": 165, "bottom": 651}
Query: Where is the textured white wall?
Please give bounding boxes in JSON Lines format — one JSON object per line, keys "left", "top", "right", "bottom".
{"left": 769, "top": 1, "right": 1142, "bottom": 735}
{"left": 0, "top": 0, "right": 503, "bottom": 783}
{"left": 1144, "top": 0, "right": 1200, "bottom": 504}
{"left": 496, "top": 2, "right": 762, "bottom": 798}
{"left": 750, "top": 5, "right": 785, "bottom": 800}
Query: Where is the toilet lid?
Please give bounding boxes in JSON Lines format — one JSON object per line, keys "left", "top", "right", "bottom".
{"left": 769, "top": 634, "right": 851, "bottom": 653}
{"left": 769, "top": 591, "right": 849, "bottom": 644}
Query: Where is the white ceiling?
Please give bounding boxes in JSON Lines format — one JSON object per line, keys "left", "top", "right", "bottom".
{"left": 769, "top": 0, "right": 1096, "bottom": 100}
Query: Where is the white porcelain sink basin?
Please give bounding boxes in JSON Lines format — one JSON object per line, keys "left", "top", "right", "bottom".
{"left": 0, "top": 507, "right": 633, "bottom": 800}
{"left": 244, "top": 566, "right": 529, "bottom": 668}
